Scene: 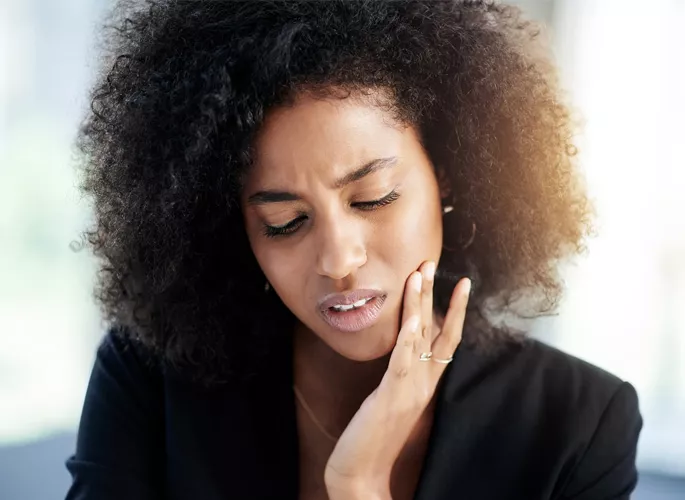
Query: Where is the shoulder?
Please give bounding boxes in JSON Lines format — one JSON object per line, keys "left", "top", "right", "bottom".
{"left": 66, "top": 327, "right": 167, "bottom": 498}
{"left": 519, "top": 340, "right": 642, "bottom": 497}
{"left": 507, "top": 339, "right": 642, "bottom": 452}
{"left": 437, "top": 338, "right": 642, "bottom": 498}
{"left": 96, "top": 326, "right": 163, "bottom": 377}
{"left": 505, "top": 338, "right": 630, "bottom": 408}
{"left": 461, "top": 337, "right": 641, "bottom": 443}
{"left": 88, "top": 326, "right": 167, "bottom": 407}
{"left": 444, "top": 337, "right": 634, "bottom": 411}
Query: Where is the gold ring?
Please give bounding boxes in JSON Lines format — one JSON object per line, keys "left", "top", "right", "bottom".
{"left": 432, "top": 355, "right": 454, "bottom": 364}
{"left": 418, "top": 351, "right": 433, "bottom": 361}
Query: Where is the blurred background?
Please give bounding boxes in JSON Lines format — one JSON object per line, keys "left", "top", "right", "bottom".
{"left": 1, "top": 0, "right": 683, "bottom": 498}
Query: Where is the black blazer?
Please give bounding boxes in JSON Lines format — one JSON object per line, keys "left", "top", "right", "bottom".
{"left": 65, "top": 330, "right": 642, "bottom": 500}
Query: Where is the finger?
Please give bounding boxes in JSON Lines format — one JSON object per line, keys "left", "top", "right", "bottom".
{"left": 402, "top": 271, "right": 423, "bottom": 355}
{"left": 386, "top": 315, "right": 421, "bottom": 381}
{"left": 431, "top": 278, "right": 471, "bottom": 360}
{"left": 420, "top": 261, "right": 436, "bottom": 344}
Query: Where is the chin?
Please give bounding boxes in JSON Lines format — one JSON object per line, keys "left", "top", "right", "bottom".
{"left": 325, "top": 329, "right": 397, "bottom": 362}
{"left": 337, "top": 348, "right": 392, "bottom": 362}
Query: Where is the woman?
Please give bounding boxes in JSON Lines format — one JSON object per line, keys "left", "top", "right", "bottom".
{"left": 66, "top": 1, "right": 642, "bottom": 499}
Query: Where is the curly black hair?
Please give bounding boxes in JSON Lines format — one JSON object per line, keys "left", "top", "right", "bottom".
{"left": 77, "top": 0, "right": 594, "bottom": 384}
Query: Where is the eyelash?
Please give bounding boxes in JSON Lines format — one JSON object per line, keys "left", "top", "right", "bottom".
{"left": 262, "top": 190, "right": 401, "bottom": 238}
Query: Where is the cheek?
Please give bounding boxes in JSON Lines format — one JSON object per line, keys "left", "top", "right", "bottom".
{"left": 376, "top": 192, "right": 443, "bottom": 267}
{"left": 253, "top": 243, "right": 294, "bottom": 284}
{"left": 250, "top": 240, "right": 310, "bottom": 309}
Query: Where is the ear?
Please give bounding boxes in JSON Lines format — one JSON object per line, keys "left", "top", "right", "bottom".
{"left": 436, "top": 166, "right": 452, "bottom": 200}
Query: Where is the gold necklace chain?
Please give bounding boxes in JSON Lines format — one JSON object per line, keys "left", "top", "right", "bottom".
{"left": 293, "top": 385, "right": 340, "bottom": 443}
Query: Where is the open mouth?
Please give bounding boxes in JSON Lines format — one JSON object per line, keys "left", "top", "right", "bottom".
{"left": 320, "top": 295, "right": 386, "bottom": 333}
{"left": 329, "top": 297, "right": 374, "bottom": 312}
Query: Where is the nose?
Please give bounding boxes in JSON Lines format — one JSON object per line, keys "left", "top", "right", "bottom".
{"left": 315, "top": 216, "right": 367, "bottom": 280}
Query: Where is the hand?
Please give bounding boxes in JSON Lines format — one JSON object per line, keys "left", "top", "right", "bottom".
{"left": 324, "top": 261, "right": 471, "bottom": 497}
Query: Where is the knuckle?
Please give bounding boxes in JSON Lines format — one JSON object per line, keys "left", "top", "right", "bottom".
{"left": 394, "top": 367, "right": 410, "bottom": 378}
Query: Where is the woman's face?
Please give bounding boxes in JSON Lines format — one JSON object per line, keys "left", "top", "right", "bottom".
{"left": 241, "top": 91, "right": 443, "bottom": 361}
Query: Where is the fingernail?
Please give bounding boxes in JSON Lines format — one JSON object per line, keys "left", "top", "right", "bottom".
{"left": 463, "top": 278, "right": 472, "bottom": 297}
{"left": 424, "top": 262, "right": 436, "bottom": 282}
{"left": 412, "top": 272, "right": 423, "bottom": 292}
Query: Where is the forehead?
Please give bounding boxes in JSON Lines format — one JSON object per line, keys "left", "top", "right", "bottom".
{"left": 246, "top": 92, "right": 417, "bottom": 190}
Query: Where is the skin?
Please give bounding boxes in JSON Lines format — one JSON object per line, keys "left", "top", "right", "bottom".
{"left": 241, "top": 90, "right": 470, "bottom": 499}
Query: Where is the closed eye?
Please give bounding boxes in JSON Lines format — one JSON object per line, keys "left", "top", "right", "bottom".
{"left": 262, "top": 215, "right": 307, "bottom": 238}
{"left": 261, "top": 190, "right": 400, "bottom": 239}
{"left": 351, "top": 189, "right": 400, "bottom": 210}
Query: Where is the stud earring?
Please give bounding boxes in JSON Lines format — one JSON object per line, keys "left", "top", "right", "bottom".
{"left": 442, "top": 205, "right": 454, "bottom": 215}
{"left": 264, "top": 281, "right": 271, "bottom": 293}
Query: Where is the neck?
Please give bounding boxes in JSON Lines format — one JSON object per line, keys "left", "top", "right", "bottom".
{"left": 292, "top": 323, "right": 391, "bottom": 438}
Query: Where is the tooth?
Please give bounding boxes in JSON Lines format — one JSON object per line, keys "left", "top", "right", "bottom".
{"left": 331, "top": 298, "right": 372, "bottom": 312}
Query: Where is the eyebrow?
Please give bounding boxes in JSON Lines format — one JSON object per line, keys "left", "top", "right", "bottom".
{"left": 246, "top": 156, "right": 398, "bottom": 206}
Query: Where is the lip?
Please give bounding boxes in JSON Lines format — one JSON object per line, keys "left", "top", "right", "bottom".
{"left": 318, "top": 289, "right": 387, "bottom": 333}
{"left": 318, "top": 289, "right": 385, "bottom": 310}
